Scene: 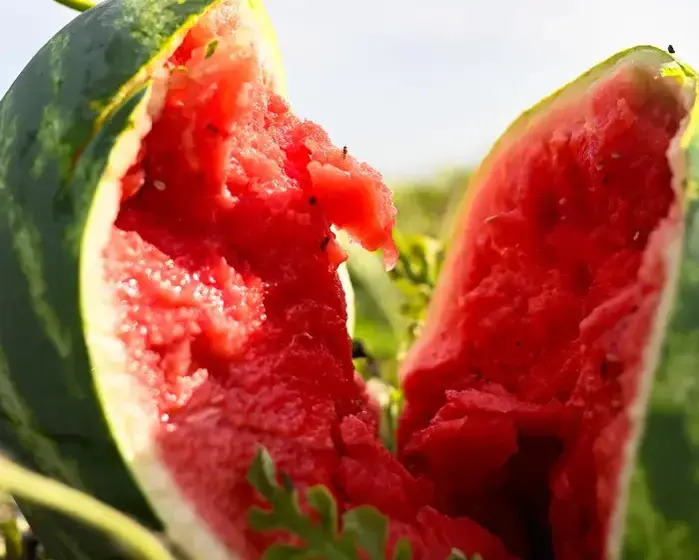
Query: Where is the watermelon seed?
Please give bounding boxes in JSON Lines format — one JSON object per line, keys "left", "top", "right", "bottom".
{"left": 669, "top": 44, "right": 676, "bottom": 54}
{"left": 309, "top": 195, "right": 318, "bottom": 205}
{"left": 154, "top": 180, "right": 166, "bottom": 191}
{"left": 602, "top": 173, "right": 611, "bottom": 185}
{"left": 342, "top": 146, "right": 348, "bottom": 159}
{"left": 633, "top": 231, "right": 640, "bottom": 241}
{"left": 611, "top": 152, "right": 621, "bottom": 159}
{"left": 320, "top": 236, "right": 331, "bottom": 251}
{"left": 206, "top": 123, "right": 224, "bottom": 135}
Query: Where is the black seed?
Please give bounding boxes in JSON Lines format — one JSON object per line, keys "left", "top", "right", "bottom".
{"left": 342, "top": 146, "right": 348, "bottom": 159}
{"left": 668, "top": 44, "right": 676, "bottom": 54}
{"left": 206, "top": 123, "right": 223, "bottom": 134}
{"left": 309, "top": 195, "right": 318, "bottom": 205}
{"left": 320, "top": 236, "right": 331, "bottom": 251}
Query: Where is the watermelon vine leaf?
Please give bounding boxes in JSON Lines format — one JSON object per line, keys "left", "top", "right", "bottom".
{"left": 248, "top": 447, "right": 473, "bottom": 560}
{"left": 388, "top": 232, "right": 445, "bottom": 352}
{"left": 53, "top": 0, "right": 96, "bottom": 12}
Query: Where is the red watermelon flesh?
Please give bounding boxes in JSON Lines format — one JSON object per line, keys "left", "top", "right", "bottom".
{"left": 104, "top": 10, "right": 397, "bottom": 558}
{"left": 102, "top": 8, "right": 510, "bottom": 560}
{"left": 399, "top": 63, "right": 686, "bottom": 559}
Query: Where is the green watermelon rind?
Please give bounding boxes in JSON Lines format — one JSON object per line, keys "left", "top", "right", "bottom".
{"left": 620, "top": 65, "right": 699, "bottom": 560}
{"left": 0, "top": 1, "right": 287, "bottom": 558}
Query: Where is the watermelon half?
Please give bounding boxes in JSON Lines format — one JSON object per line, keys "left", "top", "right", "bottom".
{"left": 399, "top": 48, "right": 699, "bottom": 560}
{"left": 2, "top": 1, "right": 699, "bottom": 559}
{"left": 0, "top": 0, "right": 401, "bottom": 558}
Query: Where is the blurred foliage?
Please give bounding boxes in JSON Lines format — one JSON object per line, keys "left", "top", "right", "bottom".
{"left": 349, "top": 167, "right": 471, "bottom": 365}
{"left": 347, "top": 168, "right": 471, "bottom": 451}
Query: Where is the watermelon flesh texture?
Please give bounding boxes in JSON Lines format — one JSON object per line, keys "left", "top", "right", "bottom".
{"left": 106, "top": 11, "right": 392, "bottom": 557}
{"left": 102, "top": 9, "right": 510, "bottom": 559}
{"left": 399, "top": 63, "right": 686, "bottom": 560}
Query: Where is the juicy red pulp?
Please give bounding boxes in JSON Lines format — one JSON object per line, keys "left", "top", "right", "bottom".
{"left": 103, "top": 8, "right": 511, "bottom": 560}
{"left": 104, "top": 9, "right": 402, "bottom": 557}
{"left": 399, "top": 64, "right": 685, "bottom": 559}
{"left": 104, "top": 10, "right": 685, "bottom": 559}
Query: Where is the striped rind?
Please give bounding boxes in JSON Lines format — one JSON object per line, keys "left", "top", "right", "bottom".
{"left": 621, "top": 70, "right": 699, "bottom": 559}
{"left": 0, "top": 1, "right": 232, "bottom": 558}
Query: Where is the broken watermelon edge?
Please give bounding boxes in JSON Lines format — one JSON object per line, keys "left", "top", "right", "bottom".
{"left": 0, "top": 1, "right": 287, "bottom": 558}
{"left": 404, "top": 46, "right": 699, "bottom": 560}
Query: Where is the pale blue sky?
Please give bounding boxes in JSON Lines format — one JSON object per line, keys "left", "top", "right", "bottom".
{"left": 2, "top": 0, "right": 699, "bottom": 180}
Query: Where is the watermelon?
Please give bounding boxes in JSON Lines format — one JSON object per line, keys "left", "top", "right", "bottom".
{"left": 0, "top": 2, "right": 512, "bottom": 559}
{"left": 3, "top": 2, "right": 699, "bottom": 559}
{"left": 399, "top": 48, "right": 699, "bottom": 560}
{"left": 0, "top": 0, "right": 403, "bottom": 558}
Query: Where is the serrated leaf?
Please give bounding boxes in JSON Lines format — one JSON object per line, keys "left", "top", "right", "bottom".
{"left": 248, "top": 447, "right": 279, "bottom": 501}
{"left": 391, "top": 538, "right": 413, "bottom": 560}
{"left": 336, "top": 530, "right": 359, "bottom": 556}
{"left": 307, "top": 485, "right": 339, "bottom": 535}
{"left": 247, "top": 448, "right": 466, "bottom": 560}
{"left": 249, "top": 507, "right": 282, "bottom": 532}
{"left": 281, "top": 472, "right": 295, "bottom": 493}
{"left": 262, "top": 543, "right": 315, "bottom": 560}
{"left": 342, "top": 506, "right": 388, "bottom": 560}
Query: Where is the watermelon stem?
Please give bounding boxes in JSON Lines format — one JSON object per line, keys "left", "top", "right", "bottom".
{"left": 53, "top": 0, "right": 95, "bottom": 12}
{"left": 0, "top": 455, "right": 176, "bottom": 560}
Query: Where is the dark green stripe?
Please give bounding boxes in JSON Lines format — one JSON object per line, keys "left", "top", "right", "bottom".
{"left": 0, "top": 0, "right": 221, "bottom": 557}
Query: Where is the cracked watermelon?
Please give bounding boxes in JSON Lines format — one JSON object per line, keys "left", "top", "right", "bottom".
{"left": 0, "top": 2, "right": 508, "bottom": 560}
{"left": 2, "top": 1, "right": 699, "bottom": 559}
{"left": 399, "top": 48, "right": 699, "bottom": 560}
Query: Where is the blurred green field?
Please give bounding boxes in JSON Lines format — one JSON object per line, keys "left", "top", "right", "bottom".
{"left": 348, "top": 168, "right": 471, "bottom": 370}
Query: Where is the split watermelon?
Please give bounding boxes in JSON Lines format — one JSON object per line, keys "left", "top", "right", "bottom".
{"left": 1, "top": 1, "right": 699, "bottom": 560}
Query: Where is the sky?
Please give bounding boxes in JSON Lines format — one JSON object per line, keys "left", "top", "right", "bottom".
{"left": 2, "top": 0, "right": 699, "bottom": 181}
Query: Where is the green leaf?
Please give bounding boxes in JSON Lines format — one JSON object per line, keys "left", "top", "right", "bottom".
{"left": 342, "top": 506, "right": 388, "bottom": 560}
{"left": 248, "top": 447, "right": 279, "bottom": 501}
{"left": 307, "top": 485, "right": 339, "bottom": 535}
{"left": 391, "top": 538, "right": 413, "bottom": 560}
{"left": 248, "top": 448, "right": 469, "bottom": 560}
{"left": 262, "top": 543, "right": 316, "bottom": 560}
{"left": 248, "top": 507, "right": 282, "bottom": 532}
